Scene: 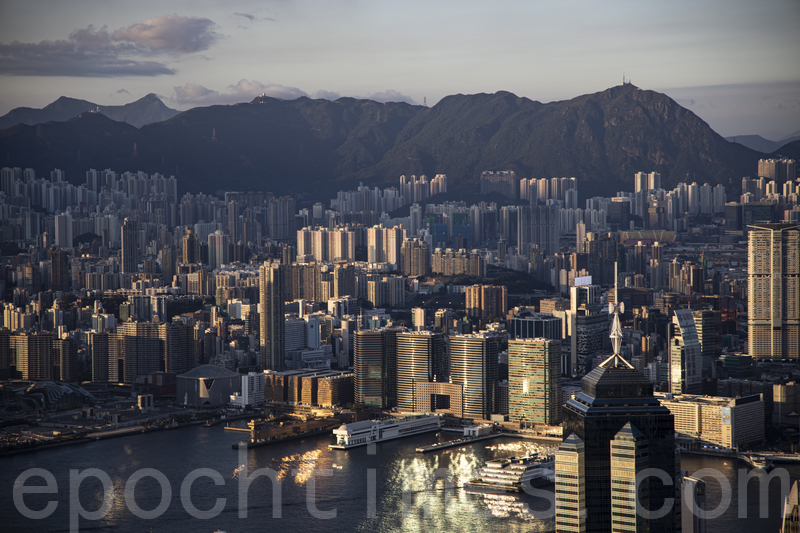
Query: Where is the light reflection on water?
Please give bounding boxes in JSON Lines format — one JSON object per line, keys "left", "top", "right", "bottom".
{"left": 5, "top": 425, "right": 794, "bottom": 532}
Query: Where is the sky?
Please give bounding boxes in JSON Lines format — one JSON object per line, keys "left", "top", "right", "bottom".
{"left": 0, "top": 0, "right": 798, "bottom": 139}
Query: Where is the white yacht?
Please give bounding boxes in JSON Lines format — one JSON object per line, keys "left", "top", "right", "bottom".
{"left": 467, "top": 453, "right": 555, "bottom": 493}
{"left": 330, "top": 414, "right": 441, "bottom": 449}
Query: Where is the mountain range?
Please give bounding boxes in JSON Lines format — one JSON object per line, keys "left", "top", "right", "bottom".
{"left": 0, "top": 84, "right": 795, "bottom": 199}
{"left": 724, "top": 131, "right": 800, "bottom": 154}
{"left": 0, "top": 94, "right": 179, "bottom": 129}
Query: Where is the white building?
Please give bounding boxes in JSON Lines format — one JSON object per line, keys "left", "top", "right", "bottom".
{"left": 231, "top": 372, "right": 265, "bottom": 408}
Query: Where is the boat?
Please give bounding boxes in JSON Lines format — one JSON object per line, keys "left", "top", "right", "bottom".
{"left": 740, "top": 453, "right": 774, "bottom": 471}
{"left": 467, "top": 453, "right": 555, "bottom": 493}
{"left": 329, "top": 414, "right": 440, "bottom": 449}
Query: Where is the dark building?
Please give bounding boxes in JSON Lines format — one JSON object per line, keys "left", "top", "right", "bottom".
{"left": 396, "top": 330, "right": 447, "bottom": 412}
{"left": 353, "top": 327, "right": 403, "bottom": 409}
{"left": 561, "top": 354, "right": 677, "bottom": 532}
{"left": 50, "top": 249, "right": 70, "bottom": 292}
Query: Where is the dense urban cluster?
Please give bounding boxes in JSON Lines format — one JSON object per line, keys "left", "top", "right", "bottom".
{"left": 1, "top": 156, "right": 799, "bottom": 530}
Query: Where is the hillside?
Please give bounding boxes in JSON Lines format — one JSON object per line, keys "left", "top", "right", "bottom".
{"left": 0, "top": 84, "right": 764, "bottom": 198}
{"left": 0, "top": 94, "right": 179, "bottom": 129}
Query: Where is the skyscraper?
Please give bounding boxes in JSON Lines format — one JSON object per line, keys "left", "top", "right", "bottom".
{"left": 54, "top": 212, "right": 72, "bottom": 249}
{"left": 207, "top": 230, "right": 230, "bottom": 270}
{"left": 395, "top": 330, "right": 446, "bottom": 412}
{"left": 121, "top": 217, "right": 139, "bottom": 274}
{"left": 353, "top": 327, "right": 402, "bottom": 409}
{"left": 259, "top": 261, "right": 286, "bottom": 371}
{"left": 508, "top": 338, "right": 561, "bottom": 425}
{"left": 748, "top": 223, "right": 800, "bottom": 360}
{"left": 669, "top": 309, "right": 702, "bottom": 395}
{"left": 558, "top": 290, "right": 678, "bottom": 532}
{"left": 182, "top": 228, "right": 200, "bottom": 265}
{"left": 449, "top": 333, "right": 499, "bottom": 420}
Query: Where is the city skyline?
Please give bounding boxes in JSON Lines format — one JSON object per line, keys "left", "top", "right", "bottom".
{"left": 0, "top": 0, "right": 798, "bottom": 139}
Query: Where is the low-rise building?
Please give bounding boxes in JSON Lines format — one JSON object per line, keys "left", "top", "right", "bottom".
{"left": 657, "top": 393, "right": 764, "bottom": 449}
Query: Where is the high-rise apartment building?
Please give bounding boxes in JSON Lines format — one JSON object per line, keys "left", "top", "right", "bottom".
{"left": 747, "top": 223, "right": 800, "bottom": 359}
{"left": 508, "top": 338, "right": 561, "bottom": 425}
{"left": 208, "top": 230, "right": 230, "bottom": 270}
{"left": 465, "top": 284, "right": 508, "bottom": 319}
{"left": 449, "top": 333, "right": 499, "bottom": 420}
{"left": 182, "top": 228, "right": 200, "bottom": 264}
{"left": 121, "top": 217, "right": 139, "bottom": 274}
{"left": 401, "top": 238, "right": 431, "bottom": 277}
{"left": 260, "top": 261, "right": 286, "bottom": 371}
{"left": 109, "top": 321, "right": 193, "bottom": 383}
{"left": 518, "top": 204, "right": 560, "bottom": 256}
{"left": 11, "top": 332, "right": 54, "bottom": 380}
{"left": 54, "top": 212, "right": 73, "bottom": 249}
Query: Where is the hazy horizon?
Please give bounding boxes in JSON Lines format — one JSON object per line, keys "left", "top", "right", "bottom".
{"left": 1, "top": 0, "right": 798, "bottom": 139}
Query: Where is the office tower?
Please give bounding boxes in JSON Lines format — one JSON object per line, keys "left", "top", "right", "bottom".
{"left": 558, "top": 289, "right": 677, "bottom": 532}
{"left": 449, "top": 333, "right": 499, "bottom": 420}
{"left": 121, "top": 217, "right": 139, "bottom": 274}
{"left": 748, "top": 223, "right": 800, "bottom": 360}
{"left": 396, "top": 330, "right": 447, "bottom": 412}
{"left": 54, "top": 212, "right": 73, "bottom": 249}
{"left": 560, "top": 359, "right": 676, "bottom": 532}
{"left": 555, "top": 433, "right": 587, "bottom": 532}
{"left": 354, "top": 328, "right": 402, "bottom": 409}
{"left": 465, "top": 284, "right": 508, "bottom": 319}
{"left": 681, "top": 475, "right": 706, "bottom": 533}
{"left": 260, "top": 261, "right": 286, "bottom": 371}
{"left": 609, "top": 423, "right": 650, "bottom": 532}
{"left": 508, "top": 338, "right": 561, "bottom": 425}
{"left": 402, "top": 238, "right": 431, "bottom": 277}
{"left": 207, "top": 230, "right": 230, "bottom": 270}
{"left": 691, "top": 309, "right": 719, "bottom": 374}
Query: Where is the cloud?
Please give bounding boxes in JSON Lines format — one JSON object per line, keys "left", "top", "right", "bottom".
{"left": 174, "top": 79, "right": 310, "bottom": 106}
{"left": 116, "top": 88, "right": 131, "bottom": 95}
{"left": 0, "top": 15, "right": 219, "bottom": 77}
{"left": 174, "top": 80, "right": 416, "bottom": 108}
{"left": 365, "top": 89, "right": 416, "bottom": 104}
{"left": 233, "top": 10, "right": 275, "bottom": 25}
{"left": 313, "top": 90, "right": 341, "bottom": 101}
{"left": 112, "top": 15, "right": 220, "bottom": 54}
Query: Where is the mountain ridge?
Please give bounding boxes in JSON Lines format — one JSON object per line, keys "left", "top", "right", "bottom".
{"left": 0, "top": 85, "right": 770, "bottom": 199}
{"left": 0, "top": 94, "right": 180, "bottom": 129}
